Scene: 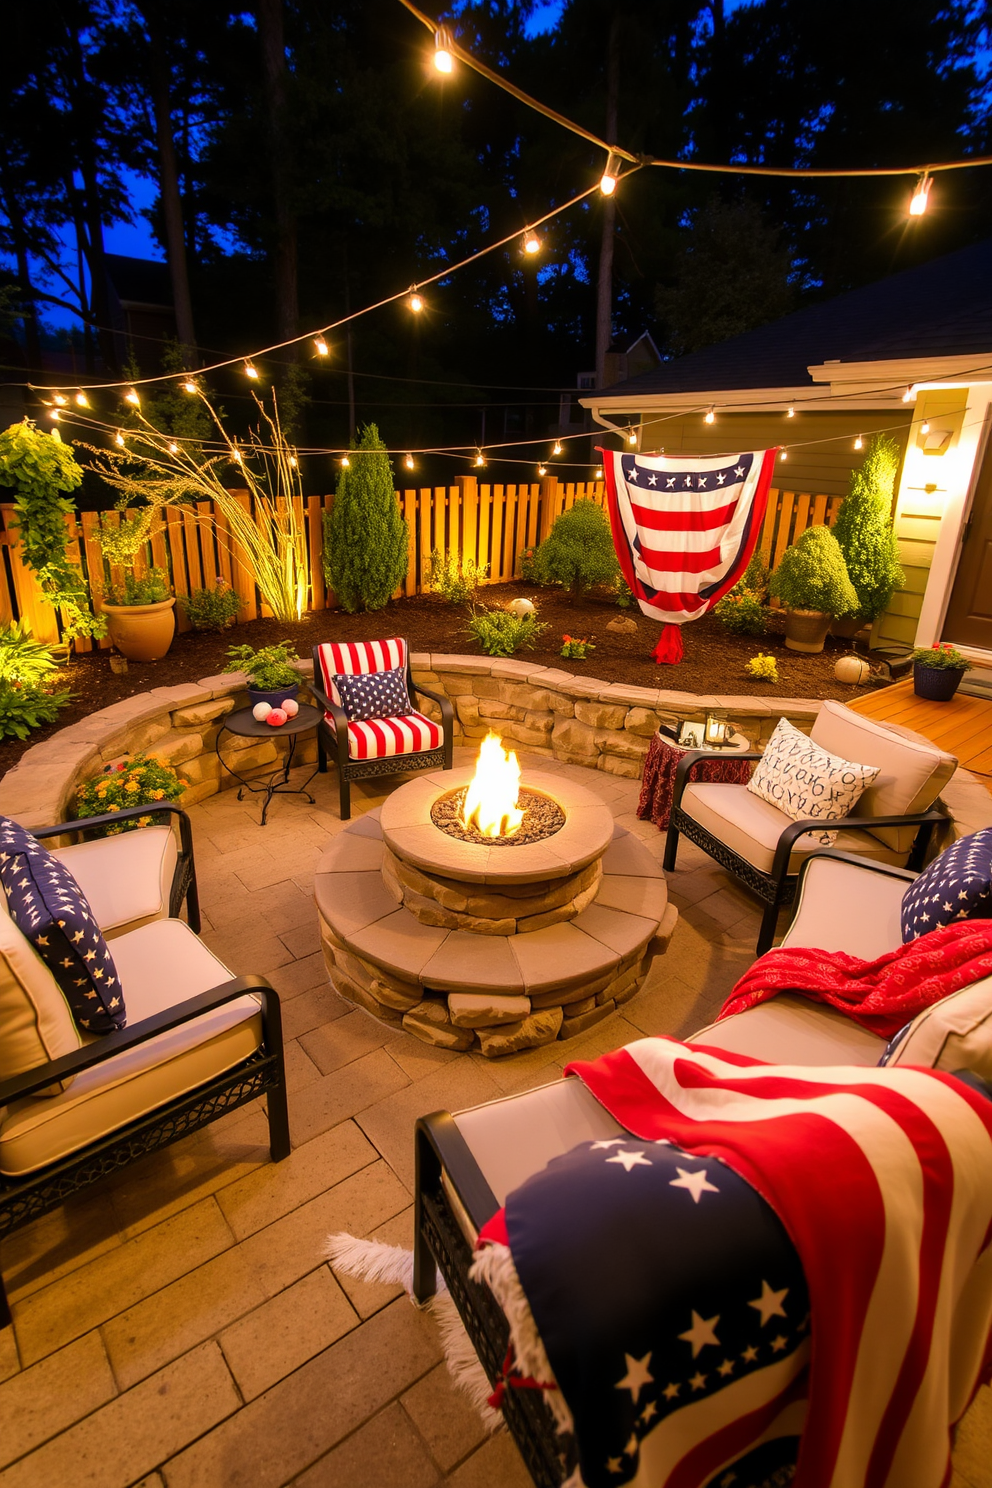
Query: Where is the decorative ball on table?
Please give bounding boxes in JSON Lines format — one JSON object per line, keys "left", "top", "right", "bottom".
{"left": 506, "top": 597, "right": 536, "bottom": 618}
{"left": 282, "top": 696, "right": 299, "bottom": 718}
{"left": 266, "top": 708, "right": 288, "bottom": 727}
{"left": 834, "top": 655, "right": 871, "bottom": 685}
{"left": 252, "top": 701, "right": 273, "bottom": 722}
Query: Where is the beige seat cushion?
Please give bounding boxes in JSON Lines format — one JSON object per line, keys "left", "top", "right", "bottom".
{"left": 0, "top": 896, "right": 81, "bottom": 1096}
{"left": 52, "top": 825, "right": 177, "bottom": 939}
{"left": 0, "top": 919, "right": 261, "bottom": 1176}
{"left": 691, "top": 995, "right": 886, "bottom": 1067}
{"left": 781, "top": 855, "right": 908, "bottom": 960}
{"left": 884, "top": 975, "right": 992, "bottom": 1081}
{"left": 810, "top": 699, "right": 956, "bottom": 852}
{"left": 681, "top": 780, "right": 906, "bottom": 876}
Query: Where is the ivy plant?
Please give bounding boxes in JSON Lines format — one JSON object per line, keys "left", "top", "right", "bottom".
{"left": 0, "top": 421, "right": 105, "bottom": 641}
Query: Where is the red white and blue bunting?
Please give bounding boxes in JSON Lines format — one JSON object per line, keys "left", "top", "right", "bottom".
{"left": 602, "top": 447, "right": 777, "bottom": 664}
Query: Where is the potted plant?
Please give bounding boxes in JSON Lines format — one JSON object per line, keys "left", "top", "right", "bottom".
{"left": 224, "top": 641, "right": 301, "bottom": 708}
{"left": 910, "top": 642, "right": 973, "bottom": 701}
{"left": 101, "top": 568, "right": 176, "bottom": 661}
{"left": 769, "top": 525, "right": 859, "bottom": 653}
{"left": 831, "top": 435, "right": 905, "bottom": 638}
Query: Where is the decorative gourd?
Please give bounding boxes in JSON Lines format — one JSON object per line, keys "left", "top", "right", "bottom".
{"left": 834, "top": 655, "right": 871, "bottom": 684}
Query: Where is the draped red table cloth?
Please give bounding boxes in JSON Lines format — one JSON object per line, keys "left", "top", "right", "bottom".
{"left": 637, "top": 733, "right": 753, "bottom": 830}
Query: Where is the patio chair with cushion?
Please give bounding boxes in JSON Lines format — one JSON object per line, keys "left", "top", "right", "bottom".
{"left": 411, "top": 841, "right": 992, "bottom": 1486}
{"left": 310, "top": 636, "right": 454, "bottom": 819}
{"left": 663, "top": 698, "right": 955, "bottom": 954}
{"left": 0, "top": 803, "right": 290, "bottom": 1327}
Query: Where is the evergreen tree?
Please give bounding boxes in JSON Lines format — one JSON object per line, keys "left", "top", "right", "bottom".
{"left": 832, "top": 435, "right": 905, "bottom": 621}
{"left": 326, "top": 423, "right": 407, "bottom": 612}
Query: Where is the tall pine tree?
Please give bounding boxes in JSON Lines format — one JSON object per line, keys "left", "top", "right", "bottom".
{"left": 832, "top": 434, "right": 905, "bottom": 621}
{"left": 326, "top": 424, "right": 407, "bottom": 613}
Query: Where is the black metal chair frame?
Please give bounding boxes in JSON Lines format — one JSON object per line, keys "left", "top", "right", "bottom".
{"left": 663, "top": 748, "right": 946, "bottom": 955}
{"left": 33, "top": 800, "right": 201, "bottom": 934}
{"left": 414, "top": 1113, "right": 569, "bottom": 1488}
{"left": 0, "top": 805, "right": 289, "bottom": 1329}
{"left": 309, "top": 644, "right": 454, "bottom": 820}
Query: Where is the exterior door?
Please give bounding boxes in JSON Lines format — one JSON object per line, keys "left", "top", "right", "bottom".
{"left": 943, "top": 436, "right": 992, "bottom": 651}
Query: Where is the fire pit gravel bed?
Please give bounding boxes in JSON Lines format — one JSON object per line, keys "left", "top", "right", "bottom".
{"left": 430, "top": 785, "right": 566, "bottom": 846}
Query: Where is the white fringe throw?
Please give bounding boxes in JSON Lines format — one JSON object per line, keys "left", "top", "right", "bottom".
{"left": 469, "top": 1242, "right": 574, "bottom": 1436}
{"left": 325, "top": 1233, "right": 502, "bottom": 1432}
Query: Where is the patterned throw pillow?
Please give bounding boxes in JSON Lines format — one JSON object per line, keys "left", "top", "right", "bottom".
{"left": 0, "top": 817, "right": 125, "bottom": 1034}
{"left": 335, "top": 665, "right": 410, "bottom": 723}
{"left": 747, "top": 717, "right": 880, "bottom": 846}
{"left": 900, "top": 828, "right": 992, "bottom": 942}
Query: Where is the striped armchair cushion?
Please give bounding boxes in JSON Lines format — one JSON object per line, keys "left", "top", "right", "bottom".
{"left": 315, "top": 638, "right": 442, "bottom": 760}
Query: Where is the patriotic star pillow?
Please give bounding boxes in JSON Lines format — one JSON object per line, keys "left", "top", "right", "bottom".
{"left": 0, "top": 817, "right": 125, "bottom": 1034}
{"left": 901, "top": 827, "right": 992, "bottom": 943}
{"left": 334, "top": 665, "right": 410, "bottom": 723}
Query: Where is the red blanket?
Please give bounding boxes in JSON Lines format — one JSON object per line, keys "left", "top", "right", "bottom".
{"left": 719, "top": 919, "right": 992, "bottom": 1038}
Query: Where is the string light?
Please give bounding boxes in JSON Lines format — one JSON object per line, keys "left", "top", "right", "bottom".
{"left": 47, "top": 408, "right": 60, "bottom": 422}
{"left": 522, "top": 230, "right": 540, "bottom": 255}
{"left": 289, "top": 455, "right": 298, "bottom": 467}
{"left": 433, "top": 26, "right": 454, "bottom": 73}
{"left": 475, "top": 450, "right": 486, "bottom": 467}
{"left": 854, "top": 434, "right": 863, "bottom": 450}
{"left": 600, "top": 152, "right": 622, "bottom": 196}
{"left": 168, "top": 441, "right": 179, "bottom": 453}
{"left": 786, "top": 406, "right": 795, "bottom": 418}
{"left": 909, "top": 172, "right": 932, "bottom": 217}
{"left": 552, "top": 440, "right": 562, "bottom": 455}
{"left": 921, "top": 419, "right": 931, "bottom": 434}
{"left": 115, "top": 431, "right": 125, "bottom": 447}
{"left": 704, "top": 407, "right": 715, "bottom": 424}
{"left": 75, "top": 390, "right": 90, "bottom": 407}
{"left": 124, "top": 388, "right": 140, "bottom": 405}
{"left": 341, "top": 455, "right": 350, "bottom": 468}
{"left": 313, "top": 337, "right": 329, "bottom": 357}
{"left": 902, "top": 386, "right": 914, "bottom": 402}
{"left": 232, "top": 449, "right": 243, "bottom": 464}
{"left": 244, "top": 362, "right": 259, "bottom": 380}
{"left": 404, "top": 453, "right": 415, "bottom": 470}
{"left": 51, "top": 392, "right": 67, "bottom": 406}
{"left": 780, "top": 449, "right": 788, "bottom": 460}
{"left": 538, "top": 464, "right": 547, "bottom": 476}
{"left": 182, "top": 379, "right": 197, "bottom": 394}
{"left": 627, "top": 429, "right": 638, "bottom": 445}
{"left": 594, "top": 466, "right": 603, "bottom": 479}
{"left": 409, "top": 292, "right": 425, "bottom": 313}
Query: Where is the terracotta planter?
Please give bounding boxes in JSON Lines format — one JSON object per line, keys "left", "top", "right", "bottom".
{"left": 830, "top": 613, "right": 869, "bottom": 640}
{"left": 913, "top": 663, "right": 966, "bottom": 702}
{"left": 103, "top": 598, "right": 176, "bottom": 662}
{"left": 783, "top": 608, "right": 832, "bottom": 653}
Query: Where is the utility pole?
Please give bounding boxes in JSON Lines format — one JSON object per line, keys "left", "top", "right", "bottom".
{"left": 595, "top": 12, "right": 621, "bottom": 390}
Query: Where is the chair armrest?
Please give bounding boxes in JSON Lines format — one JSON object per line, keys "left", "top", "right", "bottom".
{"left": 416, "top": 1109, "right": 500, "bottom": 1233}
{"left": 794, "top": 849, "right": 918, "bottom": 897}
{"left": 0, "top": 974, "right": 280, "bottom": 1105}
{"left": 33, "top": 802, "right": 195, "bottom": 861}
{"left": 770, "top": 807, "right": 945, "bottom": 884}
{"left": 672, "top": 748, "right": 762, "bottom": 812}
{"left": 310, "top": 680, "right": 348, "bottom": 736}
{"left": 411, "top": 681, "right": 454, "bottom": 727}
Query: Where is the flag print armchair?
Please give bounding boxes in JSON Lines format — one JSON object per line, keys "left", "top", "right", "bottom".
{"left": 311, "top": 637, "right": 454, "bottom": 819}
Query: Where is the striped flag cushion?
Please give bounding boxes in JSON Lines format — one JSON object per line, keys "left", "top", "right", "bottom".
{"left": 316, "top": 638, "right": 408, "bottom": 708}
{"left": 345, "top": 712, "right": 443, "bottom": 760}
{"left": 315, "top": 638, "right": 441, "bottom": 757}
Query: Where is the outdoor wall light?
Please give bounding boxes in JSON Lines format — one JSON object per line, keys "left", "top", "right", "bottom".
{"left": 600, "top": 153, "right": 622, "bottom": 195}
{"left": 433, "top": 28, "right": 454, "bottom": 73}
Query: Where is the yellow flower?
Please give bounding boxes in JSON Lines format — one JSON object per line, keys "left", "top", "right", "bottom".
{"left": 108, "top": 804, "right": 120, "bottom": 811}
{"left": 151, "top": 789, "right": 165, "bottom": 800}
{"left": 125, "top": 780, "right": 140, "bottom": 792}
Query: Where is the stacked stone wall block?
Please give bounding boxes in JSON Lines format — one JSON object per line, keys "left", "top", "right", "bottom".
{"left": 560, "top": 1000, "right": 617, "bottom": 1040}
{"left": 402, "top": 997, "right": 475, "bottom": 1050}
{"left": 476, "top": 1005, "right": 563, "bottom": 1058}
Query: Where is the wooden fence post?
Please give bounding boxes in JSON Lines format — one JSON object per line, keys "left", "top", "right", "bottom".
{"left": 537, "top": 476, "right": 560, "bottom": 546}
{"left": 453, "top": 475, "right": 478, "bottom": 571}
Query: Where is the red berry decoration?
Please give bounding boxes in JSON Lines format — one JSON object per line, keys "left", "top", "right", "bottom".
{"left": 266, "top": 707, "right": 288, "bottom": 727}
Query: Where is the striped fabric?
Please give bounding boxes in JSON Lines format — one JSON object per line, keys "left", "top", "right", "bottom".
{"left": 315, "top": 638, "right": 441, "bottom": 759}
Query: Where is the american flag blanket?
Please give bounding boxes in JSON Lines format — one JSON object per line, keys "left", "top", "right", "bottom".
{"left": 474, "top": 1039, "right": 992, "bottom": 1488}
{"left": 602, "top": 449, "right": 777, "bottom": 662}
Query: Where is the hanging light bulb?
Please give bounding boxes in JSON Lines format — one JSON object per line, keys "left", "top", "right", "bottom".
{"left": 522, "top": 230, "right": 540, "bottom": 255}
{"left": 409, "top": 292, "right": 425, "bottom": 313}
{"left": 115, "top": 431, "right": 126, "bottom": 447}
{"left": 168, "top": 441, "right": 179, "bottom": 454}
{"left": 600, "top": 152, "right": 622, "bottom": 196}
{"left": 902, "top": 386, "right": 914, "bottom": 403}
{"left": 244, "top": 362, "right": 259, "bottom": 380}
{"left": 909, "top": 172, "right": 932, "bottom": 217}
{"left": 704, "top": 406, "right": 715, "bottom": 424}
{"left": 627, "top": 429, "right": 638, "bottom": 445}
{"left": 289, "top": 455, "right": 298, "bottom": 467}
{"left": 780, "top": 449, "right": 788, "bottom": 460}
{"left": 433, "top": 27, "right": 454, "bottom": 73}
{"left": 921, "top": 419, "right": 931, "bottom": 435}
{"left": 594, "top": 466, "right": 603, "bottom": 479}
{"left": 854, "top": 434, "right": 863, "bottom": 450}
{"left": 52, "top": 392, "right": 67, "bottom": 406}
{"left": 232, "top": 449, "right": 242, "bottom": 464}
{"left": 404, "top": 453, "right": 415, "bottom": 470}
{"left": 313, "top": 337, "right": 329, "bottom": 357}
{"left": 475, "top": 450, "right": 485, "bottom": 468}
{"left": 75, "top": 390, "right": 90, "bottom": 407}
{"left": 47, "top": 408, "right": 61, "bottom": 422}
{"left": 552, "top": 440, "right": 562, "bottom": 456}
{"left": 182, "top": 379, "right": 197, "bottom": 394}
{"left": 538, "top": 464, "right": 547, "bottom": 476}
{"left": 124, "top": 388, "right": 140, "bottom": 406}
{"left": 341, "top": 455, "right": 350, "bottom": 468}
{"left": 786, "top": 406, "right": 795, "bottom": 418}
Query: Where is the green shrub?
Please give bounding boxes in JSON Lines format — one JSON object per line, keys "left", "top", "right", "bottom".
{"left": 769, "top": 525, "right": 858, "bottom": 615}
{"left": 74, "top": 752, "right": 186, "bottom": 833}
{"left": 737, "top": 551, "right": 770, "bottom": 599}
{"left": 714, "top": 589, "right": 767, "bottom": 636}
{"left": 532, "top": 499, "right": 620, "bottom": 593}
{"left": 0, "top": 680, "right": 71, "bottom": 740}
{"left": 746, "top": 653, "right": 779, "bottom": 683}
{"left": 832, "top": 434, "right": 905, "bottom": 621}
{"left": 910, "top": 642, "right": 973, "bottom": 671}
{"left": 465, "top": 607, "right": 548, "bottom": 657}
{"left": 103, "top": 568, "right": 171, "bottom": 606}
{"left": 0, "top": 622, "right": 61, "bottom": 686}
{"left": 324, "top": 424, "right": 408, "bottom": 611}
{"left": 179, "top": 581, "right": 243, "bottom": 631}
{"left": 224, "top": 641, "right": 300, "bottom": 691}
{"left": 426, "top": 549, "right": 489, "bottom": 606}
{"left": 519, "top": 546, "right": 539, "bottom": 581}
{"left": 614, "top": 576, "right": 634, "bottom": 608}
{"left": 560, "top": 634, "right": 595, "bottom": 660}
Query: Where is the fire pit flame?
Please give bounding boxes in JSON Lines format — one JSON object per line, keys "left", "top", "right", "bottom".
{"left": 461, "top": 732, "right": 524, "bottom": 839}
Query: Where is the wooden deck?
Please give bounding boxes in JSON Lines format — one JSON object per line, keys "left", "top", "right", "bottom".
{"left": 849, "top": 678, "right": 992, "bottom": 784}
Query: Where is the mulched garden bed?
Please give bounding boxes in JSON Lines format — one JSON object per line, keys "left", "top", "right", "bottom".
{"left": 0, "top": 582, "right": 891, "bottom": 780}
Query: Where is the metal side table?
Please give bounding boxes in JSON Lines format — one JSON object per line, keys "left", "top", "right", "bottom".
{"left": 216, "top": 703, "right": 322, "bottom": 825}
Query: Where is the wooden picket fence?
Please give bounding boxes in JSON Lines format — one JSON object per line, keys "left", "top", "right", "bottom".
{"left": 0, "top": 481, "right": 840, "bottom": 652}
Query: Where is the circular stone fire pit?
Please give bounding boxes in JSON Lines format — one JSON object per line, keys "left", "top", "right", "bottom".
{"left": 315, "top": 763, "right": 677, "bottom": 1057}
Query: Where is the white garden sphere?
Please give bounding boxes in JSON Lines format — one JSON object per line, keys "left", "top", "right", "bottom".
{"left": 282, "top": 697, "right": 299, "bottom": 718}
{"left": 252, "top": 701, "right": 273, "bottom": 721}
{"left": 834, "top": 655, "right": 871, "bottom": 685}
{"left": 506, "top": 597, "right": 536, "bottom": 618}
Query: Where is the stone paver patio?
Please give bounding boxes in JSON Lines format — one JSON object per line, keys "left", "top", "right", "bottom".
{"left": 0, "top": 748, "right": 988, "bottom": 1487}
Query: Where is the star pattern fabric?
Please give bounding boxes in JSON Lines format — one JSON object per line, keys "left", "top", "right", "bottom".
{"left": 334, "top": 665, "right": 411, "bottom": 723}
{"left": 0, "top": 817, "right": 125, "bottom": 1034}
{"left": 900, "top": 828, "right": 992, "bottom": 942}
